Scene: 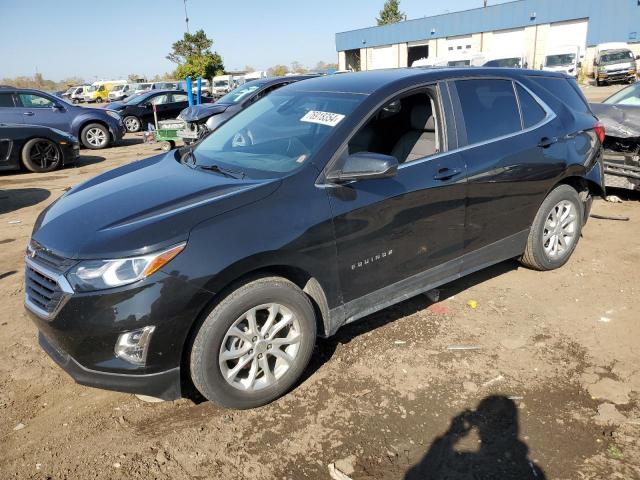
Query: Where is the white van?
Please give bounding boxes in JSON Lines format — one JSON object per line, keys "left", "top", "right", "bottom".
{"left": 542, "top": 46, "right": 581, "bottom": 78}
{"left": 593, "top": 42, "right": 638, "bottom": 86}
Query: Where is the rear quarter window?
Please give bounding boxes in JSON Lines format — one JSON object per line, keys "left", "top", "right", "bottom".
{"left": 515, "top": 84, "right": 546, "bottom": 128}
{"left": 528, "top": 76, "right": 590, "bottom": 114}
{"left": 454, "top": 79, "right": 521, "bottom": 144}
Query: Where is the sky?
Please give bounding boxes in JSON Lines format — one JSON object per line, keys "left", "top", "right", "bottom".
{"left": 0, "top": 0, "right": 511, "bottom": 81}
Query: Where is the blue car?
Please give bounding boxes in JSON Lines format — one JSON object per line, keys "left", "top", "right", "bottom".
{"left": 0, "top": 86, "right": 124, "bottom": 149}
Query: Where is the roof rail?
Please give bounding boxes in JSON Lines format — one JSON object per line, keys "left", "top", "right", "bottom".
{"left": 0, "top": 85, "right": 15, "bottom": 89}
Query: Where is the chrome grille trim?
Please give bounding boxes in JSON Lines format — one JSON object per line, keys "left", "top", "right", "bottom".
{"left": 24, "top": 256, "right": 74, "bottom": 320}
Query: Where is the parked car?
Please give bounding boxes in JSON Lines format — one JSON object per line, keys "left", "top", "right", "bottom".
{"left": 177, "top": 75, "right": 317, "bottom": 143}
{"left": 83, "top": 80, "right": 127, "bottom": 103}
{"left": 0, "top": 87, "right": 124, "bottom": 149}
{"left": 591, "top": 82, "right": 640, "bottom": 190}
{"left": 105, "top": 89, "right": 213, "bottom": 133}
{"left": 593, "top": 42, "right": 638, "bottom": 86}
{"left": 108, "top": 84, "right": 135, "bottom": 102}
{"left": 25, "top": 68, "right": 604, "bottom": 408}
{"left": 0, "top": 123, "right": 79, "bottom": 172}
{"left": 65, "top": 85, "right": 89, "bottom": 104}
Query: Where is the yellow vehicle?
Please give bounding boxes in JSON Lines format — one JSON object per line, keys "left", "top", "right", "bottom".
{"left": 82, "top": 80, "right": 127, "bottom": 103}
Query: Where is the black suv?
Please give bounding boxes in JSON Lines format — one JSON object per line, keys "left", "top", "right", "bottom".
{"left": 25, "top": 69, "right": 604, "bottom": 409}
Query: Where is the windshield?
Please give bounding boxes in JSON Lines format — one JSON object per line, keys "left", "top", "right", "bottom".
{"left": 603, "top": 82, "right": 640, "bottom": 105}
{"left": 600, "top": 50, "right": 634, "bottom": 65}
{"left": 214, "top": 80, "right": 229, "bottom": 87}
{"left": 545, "top": 53, "right": 576, "bottom": 67}
{"left": 484, "top": 57, "right": 522, "bottom": 68}
{"left": 64, "top": 87, "right": 75, "bottom": 94}
{"left": 216, "top": 81, "right": 267, "bottom": 104}
{"left": 112, "top": 85, "right": 124, "bottom": 91}
{"left": 126, "top": 91, "right": 155, "bottom": 105}
{"left": 192, "top": 91, "right": 364, "bottom": 178}
{"left": 86, "top": 85, "right": 97, "bottom": 92}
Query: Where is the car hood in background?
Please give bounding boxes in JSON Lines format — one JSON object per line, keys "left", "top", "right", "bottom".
{"left": 32, "top": 153, "right": 280, "bottom": 259}
{"left": 180, "top": 103, "right": 229, "bottom": 122}
{"left": 590, "top": 103, "right": 640, "bottom": 138}
{"left": 105, "top": 102, "right": 126, "bottom": 111}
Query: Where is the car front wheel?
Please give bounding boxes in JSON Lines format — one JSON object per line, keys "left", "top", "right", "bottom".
{"left": 190, "top": 276, "right": 316, "bottom": 409}
{"left": 81, "top": 123, "right": 110, "bottom": 149}
{"left": 123, "top": 116, "right": 141, "bottom": 132}
{"left": 520, "top": 184, "right": 583, "bottom": 271}
{"left": 21, "top": 138, "right": 62, "bottom": 173}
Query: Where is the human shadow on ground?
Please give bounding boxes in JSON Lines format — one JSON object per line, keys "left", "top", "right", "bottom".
{"left": 0, "top": 188, "right": 51, "bottom": 214}
{"left": 405, "top": 395, "right": 546, "bottom": 480}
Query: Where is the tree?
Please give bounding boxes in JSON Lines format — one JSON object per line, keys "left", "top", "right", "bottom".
{"left": 268, "top": 65, "right": 289, "bottom": 77}
{"left": 377, "top": 0, "right": 406, "bottom": 26}
{"left": 167, "top": 29, "right": 224, "bottom": 79}
{"left": 315, "top": 61, "right": 339, "bottom": 71}
{"left": 127, "top": 73, "right": 142, "bottom": 83}
{"left": 290, "top": 61, "right": 307, "bottom": 74}
{"left": 243, "top": 65, "right": 255, "bottom": 73}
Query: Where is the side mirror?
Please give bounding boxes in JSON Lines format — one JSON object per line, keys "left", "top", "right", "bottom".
{"left": 593, "top": 59, "right": 598, "bottom": 66}
{"left": 141, "top": 102, "right": 151, "bottom": 108}
{"left": 636, "top": 55, "right": 640, "bottom": 60}
{"left": 577, "top": 61, "right": 582, "bottom": 68}
{"left": 52, "top": 103, "right": 65, "bottom": 111}
{"left": 326, "top": 152, "right": 398, "bottom": 184}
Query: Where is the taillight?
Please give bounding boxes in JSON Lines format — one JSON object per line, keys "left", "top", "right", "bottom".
{"left": 593, "top": 121, "right": 606, "bottom": 144}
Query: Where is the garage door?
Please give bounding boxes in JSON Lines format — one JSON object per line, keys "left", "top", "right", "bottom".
{"left": 369, "top": 45, "right": 396, "bottom": 70}
{"left": 491, "top": 28, "right": 525, "bottom": 52}
{"left": 446, "top": 35, "right": 473, "bottom": 55}
{"left": 548, "top": 19, "right": 588, "bottom": 53}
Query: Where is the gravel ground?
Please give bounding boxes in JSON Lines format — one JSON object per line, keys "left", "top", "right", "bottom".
{"left": 1, "top": 85, "right": 639, "bottom": 479}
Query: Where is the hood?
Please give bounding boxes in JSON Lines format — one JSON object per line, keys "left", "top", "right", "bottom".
{"left": 590, "top": 103, "right": 640, "bottom": 138}
{"left": 179, "top": 103, "right": 229, "bottom": 122}
{"left": 32, "top": 153, "right": 280, "bottom": 259}
{"left": 105, "top": 102, "right": 126, "bottom": 111}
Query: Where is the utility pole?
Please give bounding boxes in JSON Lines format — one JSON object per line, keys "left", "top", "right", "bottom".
{"left": 484, "top": 0, "right": 488, "bottom": 6}
{"left": 183, "top": 0, "right": 190, "bottom": 33}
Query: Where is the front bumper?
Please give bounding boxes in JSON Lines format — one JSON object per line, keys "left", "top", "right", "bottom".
{"left": 60, "top": 142, "right": 80, "bottom": 165}
{"left": 39, "top": 332, "right": 182, "bottom": 399}
{"left": 25, "top": 253, "right": 211, "bottom": 399}
{"left": 598, "top": 70, "right": 636, "bottom": 82}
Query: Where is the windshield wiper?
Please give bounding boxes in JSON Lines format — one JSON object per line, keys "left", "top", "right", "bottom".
{"left": 197, "top": 164, "right": 245, "bottom": 179}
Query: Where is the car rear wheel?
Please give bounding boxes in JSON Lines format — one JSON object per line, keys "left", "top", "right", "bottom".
{"left": 123, "top": 116, "right": 141, "bottom": 133}
{"left": 520, "top": 185, "right": 583, "bottom": 271}
{"left": 189, "top": 276, "right": 316, "bottom": 409}
{"left": 21, "top": 138, "right": 62, "bottom": 173}
{"left": 81, "top": 123, "right": 110, "bottom": 149}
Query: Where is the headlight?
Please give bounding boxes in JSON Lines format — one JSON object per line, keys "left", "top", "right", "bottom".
{"left": 106, "top": 110, "right": 122, "bottom": 121}
{"left": 66, "top": 243, "right": 186, "bottom": 292}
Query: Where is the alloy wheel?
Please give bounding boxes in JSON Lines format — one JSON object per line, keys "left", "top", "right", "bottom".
{"left": 219, "top": 303, "right": 301, "bottom": 392}
{"left": 543, "top": 200, "right": 578, "bottom": 258}
{"left": 86, "top": 127, "right": 107, "bottom": 147}
{"left": 124, "top": 117, "right": 140, "bottom": 132}
{"left": 29, "top": 140, "right": 60, "bottom": 170}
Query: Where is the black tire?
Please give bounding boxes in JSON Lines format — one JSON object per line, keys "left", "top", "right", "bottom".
{"left": 80, "top": 123, "right": 110, "bottom": 149}
{"left": 159, "top": 141, "right": 172, "bottom": 152}
{"left": 95, "top": 96, "right": 102, "bottom": 103}
{"left": 595, "top": 77, "right": 601, "bottom": 87}
{"left": 190, "top": 276, "right": 316, "bottom": 409}
{"left": 21, "top": 138, "right": 62, "bottom": 173}
{"left": 123, "top": 115, "right": 141, "bottom": 133}
{"left": 520, "top": 185, "right": 583, "bottom": 271}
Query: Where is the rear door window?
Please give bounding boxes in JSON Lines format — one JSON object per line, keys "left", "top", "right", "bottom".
{"left": 515, "top": 84, "right": 546, "bottom": 128}
{"left": 528, "top": 76, "right": 590, "bottom": 113}
{"left": 18, "top": 93, "right": 54, "bottom": 108}
{"left": 454, "top": 79, "right": 521, "bottom": 144}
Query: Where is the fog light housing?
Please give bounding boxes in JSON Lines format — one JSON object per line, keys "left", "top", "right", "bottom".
{"left": 115, "top": 326, "right": 156, "bottom": 365}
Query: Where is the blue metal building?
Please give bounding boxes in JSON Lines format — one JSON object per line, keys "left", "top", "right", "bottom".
{"left": 336, "top": 0, "right": 640, "bottom": 71}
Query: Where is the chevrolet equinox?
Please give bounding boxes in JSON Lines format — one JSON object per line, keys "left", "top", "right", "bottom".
{"left": 25, "top": 69, "right": 605, "bottom": 409}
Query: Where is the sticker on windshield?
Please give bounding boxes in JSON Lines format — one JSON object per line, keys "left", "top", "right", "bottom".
{"left": 300, "top": 110, "right": 345, "bottom": 127}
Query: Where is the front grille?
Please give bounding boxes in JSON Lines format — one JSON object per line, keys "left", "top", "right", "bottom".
{"left": 25, "top": 241, "right": 74, "bottom": 319}
{"left": 25, "top": 265, "right": 64, "bottom": 315}
{"left": 28, "top": 241, "right": 75, "bottom": 273}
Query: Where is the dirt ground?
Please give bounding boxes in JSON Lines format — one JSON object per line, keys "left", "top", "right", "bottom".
{"left": 2, "top": 86, "right": 640, "bottom": 480}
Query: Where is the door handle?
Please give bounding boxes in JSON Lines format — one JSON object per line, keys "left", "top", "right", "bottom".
{"left": 23, "top": 111, "right": 34, "bottom": 116}
{"left": 433, "top": 168, "right": 462, "bottom": 181}
{"left": 538, "top": 136, "right": 558, "bottom": 148}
